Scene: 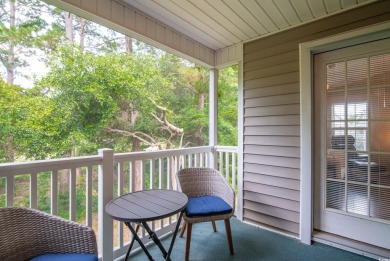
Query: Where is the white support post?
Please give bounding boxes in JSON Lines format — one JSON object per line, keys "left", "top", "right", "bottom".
{"left": 209, "top": 68, "right": 218, "bottom": 168}
{"left": 237, "top": 60, "right": 244, "bottom": 221}
{"left": 98, "top": 148, "right": 114, "bottom": 261}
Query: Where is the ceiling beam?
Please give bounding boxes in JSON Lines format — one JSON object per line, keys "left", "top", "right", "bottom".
{"left": 215, "top": 43, "right": 242, "bottom": 69}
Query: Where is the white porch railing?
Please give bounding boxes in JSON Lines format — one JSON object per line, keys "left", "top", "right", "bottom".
{"left": 0, "top": 145, "right": 238, "bottom": 260}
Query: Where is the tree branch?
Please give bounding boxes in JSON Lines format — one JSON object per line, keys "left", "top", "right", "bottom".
{"left": 150, "top": 99, "right": 183, "bottom": 135}
{"left": 104, "top": 127, "right": 159, "bottom": 146}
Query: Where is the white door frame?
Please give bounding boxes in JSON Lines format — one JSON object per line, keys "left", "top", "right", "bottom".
{"left": 299, "top": 21, "right": 390, "bottom": 245}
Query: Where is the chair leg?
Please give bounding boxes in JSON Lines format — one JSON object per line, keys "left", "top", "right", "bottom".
{"left": 211, "top": 221, "right": 217, "bottom": 232}
{"left": 224, "top": 219, "right": 234, "bottom": 255}
{"left": 185, "top": 223, "right": 192, "bottom": 261}
{"left": 180, "top": 221, "right": 187, "bottom": 238}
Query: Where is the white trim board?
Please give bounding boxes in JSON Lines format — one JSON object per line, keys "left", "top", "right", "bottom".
{"left": 299, "top": 20, "right": 390, "bottom": 245}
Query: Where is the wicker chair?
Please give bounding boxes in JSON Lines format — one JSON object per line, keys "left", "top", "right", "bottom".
{"left": 0, "top": 207, "right": 98, "bottom": 261}
{"left": 176, "top": 167, "right": 235, "bottom": 261}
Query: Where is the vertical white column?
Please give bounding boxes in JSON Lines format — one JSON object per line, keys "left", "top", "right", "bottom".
{"left": 98, "top": 148, "right": 114, "bottom": 261}
{"left": 299, "top": 43, "right": 313, "bottom": 245}
{"left": 237, "top": 61, "right": 244, "bottom": 221}
{"left": 209, "top": 68, "right": 218, "bottom": 168}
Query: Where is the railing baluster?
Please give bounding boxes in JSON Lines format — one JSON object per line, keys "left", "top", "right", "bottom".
{"left": 188, "top": 154, "right": 192, "bottom": 168}
{"left": 70, "top": 168, "right": 76, "bottom": 221}
{"left": 158, "top": 158, "right": 163, "bottom": 189}
{"left": 141, "top": 160, "right": 146, "bottom": 238}
{"left": 150, "top": 159, "right": 155, "bottom": 190}
{"left": 141, "top": 160, "right": 145, "bottom": 191}
{"left": 225, "top": 152, "right": 229, "bottom": 181}
{"left": 118, "top": 162, "right": 124, "bottom": 248}
{"left": 194, "top": 153, "right": 198, "bottom": 167}
{"left": 130, "top": 161, "right": 134, "bottom": 193}
{"left": 86, "top": 166, "right": 92, "bottom": 227}
{"left": 128, "top": 160, "right": 135, "bottom": 250}
{"left": 167, "top": 157, "right": 171, "bottom": 190}
{"left": 219, "top": 151, "right": 223, "bottom": 172}
{"left": 150, "top": 159, "right": 155, "bottom": 232}
{"left": 158, "top": 158, "right": 163, "bottom": 230}
{"left": 51, "top": 170, "right": 58, "bottom": 216}
{"left": 232, "top": 152, "right": 236, "bottom": 192}
{"left": 175, "top": 156, "right": 180, "bottom": 190}
{"left": 30, "top": 173, "right": 38, "bottom": 209}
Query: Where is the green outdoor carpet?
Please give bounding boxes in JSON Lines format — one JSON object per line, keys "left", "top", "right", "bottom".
{"left": 124, "top": 218, "right": 374, "bottom": 261}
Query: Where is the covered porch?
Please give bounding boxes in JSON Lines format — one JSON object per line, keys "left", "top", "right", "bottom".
{"left": 1, "top": 0, "right": 390, "bottom": 260}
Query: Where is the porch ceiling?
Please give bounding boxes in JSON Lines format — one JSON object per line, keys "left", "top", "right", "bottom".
{"left": 119, "top": 0, "right": 377, "bottom": 51}
{"left": 49, "top": 0, "right": 379, "bottom": 68}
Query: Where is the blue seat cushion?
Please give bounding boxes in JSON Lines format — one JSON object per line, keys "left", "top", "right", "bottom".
{"left": 186, "top": 195, "right": 232, "bottom": 217}
{"left": 30, "top": 253, "right": 98, "bottom": 261}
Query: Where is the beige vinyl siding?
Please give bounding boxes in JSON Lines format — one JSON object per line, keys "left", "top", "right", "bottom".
{"left": 242, "top": 0, "right": 390, "bottom": 235}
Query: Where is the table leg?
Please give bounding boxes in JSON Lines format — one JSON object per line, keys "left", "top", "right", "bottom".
{"left": 142, "top": 211, "right": 184, "bottom": 261}
{"left": 124, "top": 223, "right": 140, "bottom": 261}
{"left": 166, "top": 211, "right": 184, "bottom": 260}
{"left": 126, "top": 222, "right": 155, "bottom": 261}
{"left": 142, "top": 221, "right": 169, "bottom": 259}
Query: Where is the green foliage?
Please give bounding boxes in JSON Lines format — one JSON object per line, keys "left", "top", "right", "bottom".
{"left": 0, "top": 4, "right": 238, "bottom": 160}
{"left": 0, "top": 177, "right": 6, "bottom": 207}
{"left": 48, "top": 47, "right": 156, "bottom": 125}
{"left": 0, "top": 0, "right": 63, "bottom": 81}
{"left": 218, "top": 66, "right": 238, "bottom": 146}
{"left": 0, "top": 79, "right": 70, "bottom": 161}
{"left": 37, "top": 172, "right": 51, "bottom": 213}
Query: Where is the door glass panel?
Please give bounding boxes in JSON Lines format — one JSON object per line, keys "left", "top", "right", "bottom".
{"left": 326, "top": 180, "right": 345, "bottom": 211}
{"left": 327, "top": 62, "right": 345, "bottom": 90}
{"left": 347, "top": 184, "right": 368, "bottom": 216}
{"left": 347, "top": 57, "right": 368, "bottom": 89}
{"left": 370, "top": 53, "right": 390, "bottom": 87}
{"left": 370, "top": 187, "right": 390, "bottom": 220}
{"left": 347, "top": 89, "right": 368, "bottom": 120}
{"left": 370, "top": 87, "right": 390, "bottom": 119}
{"left": 347, "top": 128, "right": 366, "bottom": 151}
{"left": 370, "top": 154, "right": 390, "bottom": 186}
{"left": 325, "top": 51, "right": 390, "bottom": 222}
{"left": 370, "top": 122, "right": 390, "bottom": 152}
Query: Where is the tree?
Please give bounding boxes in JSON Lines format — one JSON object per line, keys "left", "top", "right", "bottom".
{"left": 0, "top": 78, "right": 66, "bottom": 162}
{"left": 0, "top": 0, "right": 61, "bottom": 85}
{"left": 177, "top": 65, "right": 209, "bottom": 146}
{"left": 218, "top": 66, "right": 238, "bottom": 146}
{"left": 0, "top": 79, "right": 22, "bottom": 162}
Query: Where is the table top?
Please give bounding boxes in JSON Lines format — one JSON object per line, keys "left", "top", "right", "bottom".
{"left": 105, "top": 189, "right": 188, "bottom": 222}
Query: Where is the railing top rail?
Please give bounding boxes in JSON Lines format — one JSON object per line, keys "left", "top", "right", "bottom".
{"left": 114, "top": 146, "right": 213, "bottom": 163}
{"left": 0, "top": 145, "right": 238, "bottom": 177}
{"left": 215, "top": 146, "right": 238, "bottom": 152}
{"left": 0, "top": 156, "right": 102, "bottom": 176}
